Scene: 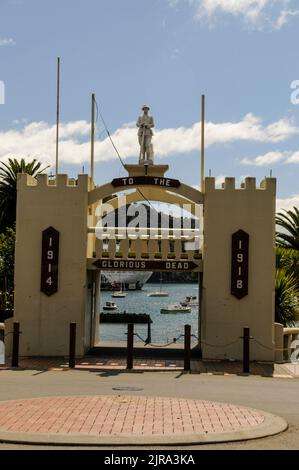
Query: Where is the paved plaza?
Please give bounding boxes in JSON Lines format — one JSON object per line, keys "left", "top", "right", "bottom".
{"left": 0, "top": 395, "right": 286, "bottom": 445}
{"left": 0, "top": 366, "right": 298, "bottom": 449}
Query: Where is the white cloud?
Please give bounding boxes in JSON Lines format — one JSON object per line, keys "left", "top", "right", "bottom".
{"left": 0, "top": 113, "right": 298, "bottom": 168}
{"left": 198, "top": 0, "right": 271, "bottom": 20}
{"left": 215, "top": 175, "right": 226, "bottom": 186}
{"left": 241, "top": 149, "right": 299, "bottom": 166}
{"left": 0, "top": 37, "right": 16, "bottom": 46}
{"left": 286, "top": 150, "right": 299, "bottom": 163}
{"left": 274, "top": 8, "right": 299, "bottom": 29}
{"left": 156, "top": 114, "right": 299, "bottom": 158}
{"left": 169, "top": 0, "right": 299, "bottom": 30}
{"left": 276, "top": 193, "right": 299, "bottom": 212}
{"left": 241, "top": 151, "right": 286, "bottom": 166}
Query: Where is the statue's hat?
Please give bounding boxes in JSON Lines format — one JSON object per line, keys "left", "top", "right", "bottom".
{"left": 142, "top": 104, "right": 150, "bottom": 110}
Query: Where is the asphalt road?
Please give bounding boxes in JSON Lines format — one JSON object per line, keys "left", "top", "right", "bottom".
{"left": 0, "top": 369, "right": 298, "bottom": 450}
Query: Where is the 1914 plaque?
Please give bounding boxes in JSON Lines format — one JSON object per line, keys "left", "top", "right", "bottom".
{"left": 40, "top": 227, "right": 60, "bottom": 296}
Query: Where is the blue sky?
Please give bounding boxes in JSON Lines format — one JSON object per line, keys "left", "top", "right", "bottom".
{"left": 0, "top": 0, "right": 299, "bottom": 209}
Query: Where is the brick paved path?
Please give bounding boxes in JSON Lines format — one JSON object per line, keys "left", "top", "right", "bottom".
{"left": 0, "top": 396, "right": 265, "bottom": 437}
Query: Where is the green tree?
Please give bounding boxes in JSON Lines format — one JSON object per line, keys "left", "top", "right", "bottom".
{"left": 0, "top": 226, "right": 15, "bottom": 277}
{"left": 0, "top": 158, "right": 49, "bottom": 232}
{"left": 276, "top": 206, "right": 299, "bottom": 250}
{"left": 275, "top": 268, "right": 299, "bottom": 326}
{"left": 0, "top": 227, "right": 15, "bottom": 317}
{"left": 276, "top": 246, "right": 299, "bottom": 289}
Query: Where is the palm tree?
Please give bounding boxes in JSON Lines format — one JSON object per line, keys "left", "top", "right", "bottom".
{"left": 0, "top": 158, "right": 49, "bottom": 232}
{"left": 276, "top": 246, "right": 299, "bottom": 289}
{"left": 276, "top": 206, "right": 299, "bottom": 250}
{"left": 275, "top": 269, "right": 299, "bottom": 326}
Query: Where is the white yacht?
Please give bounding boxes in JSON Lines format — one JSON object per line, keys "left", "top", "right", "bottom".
{"left": 112, "top": 291, "right": 127, "bottom": 298}
{"left": 148, "top": 273, "right": 169, "bottom": 297}
{"left": 111, "top": 276, "right": 127, "bottom": 298}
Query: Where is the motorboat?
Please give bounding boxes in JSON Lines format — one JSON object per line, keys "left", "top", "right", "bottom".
{"left": 103, "top": 301, "right": 118, "bottom": 311}
{"left": 180, "top": 295, "right": 198, "bottom": 307}
{"left": 160, "top": 305, "right": 191, "bottom": 314}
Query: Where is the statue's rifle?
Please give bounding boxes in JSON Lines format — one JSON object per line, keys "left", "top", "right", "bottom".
{"left": 139, "top": 123, "right": 146, "bottom": 162}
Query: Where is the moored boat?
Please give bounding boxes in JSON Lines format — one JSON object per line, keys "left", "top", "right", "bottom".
{"left": 103, "top": 301, "right": 118, "bottom": 311}
{"left": 148, "top": 291, "right": 169, "bottom": 297}
{"left": 160, "top": 305, "right": 191, "bottom": 314}
{"left": 112, "top": 291, "right": 127, "bottom": 298}
{"left": 180, "top": 295, "right": 198, "bottom": 307}
{"left": 148, "top": 273, "right": 169, "bottom": 298}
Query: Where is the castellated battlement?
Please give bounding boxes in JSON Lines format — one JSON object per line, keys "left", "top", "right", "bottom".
{"left": 204, "top": 176, "right": 276, "bottom": 193}
{"left": 17, "top": 173, "right": 89, "bottom": 191}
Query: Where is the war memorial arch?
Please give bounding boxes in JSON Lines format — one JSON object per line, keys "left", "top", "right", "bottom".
{"left": 8, "top": 106, "right": 278, "bottom": 362}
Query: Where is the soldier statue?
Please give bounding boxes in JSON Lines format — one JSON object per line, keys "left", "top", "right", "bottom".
{"left": 136, "top": 104, "right": 154, "bottom": 164}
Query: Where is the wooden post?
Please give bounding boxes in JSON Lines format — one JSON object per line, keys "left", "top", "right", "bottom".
{"left": 127, "top": 323, "right": 134, "bottom": 370}
{"left": 184, "top": 324, "right": 191, "bottom": 371}
{"left": 243, "top": 327, "right": 250, "bottom": 374}
{"left": 12, "top": 322, "right": 20, "bottom": 368}
{"left": 69, "top": 322, "right": 76, "bottom": 369}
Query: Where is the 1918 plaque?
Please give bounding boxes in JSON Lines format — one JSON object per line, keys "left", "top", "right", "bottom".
{"left": 231, "top": 229, "right": 249, "bottom": 299}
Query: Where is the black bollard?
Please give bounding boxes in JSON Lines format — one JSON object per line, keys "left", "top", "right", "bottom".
{"left": 243, "top": 327, "right": 250, "bottom": 374}
{"left": 11, "top": 322, "right": 20, "bottom": 368}
{"left": 127, "top": 323, "right": 134, "bottom": 370}
{"left": 69, "top": 322, "right": 76, "bottom": 369}
{"left": 184, "top": 324, "right": 191, "bottom": 372}
{"left": 145, "top": 318, "right": 152, "bottom": 344}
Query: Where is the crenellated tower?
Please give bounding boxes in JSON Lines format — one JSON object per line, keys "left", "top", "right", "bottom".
{"left": 202, "top": 177, "right": 276, "bottom": 360}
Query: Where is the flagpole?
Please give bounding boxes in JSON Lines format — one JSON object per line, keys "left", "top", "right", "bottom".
{"left": 55, "top": 57, "right": 60, "bottom": 176}
{"left": 201, "top": 94, "right": 205, "bottom": 193}
{"left": 199, "top": 94, "right": 205, "bottom": 358}
{"left": 90, "top": 93, "right": 95, "bottom": 188}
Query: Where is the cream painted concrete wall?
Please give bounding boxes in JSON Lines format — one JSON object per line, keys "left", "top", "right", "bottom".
{"left": 13, "top": 174, "right": 89, "bottom": 357}
{"left": 202, "top": 177, "right": 276, "bottom": 361}
{"left": 12, "top": 168, "right": 277, "bottom": 361}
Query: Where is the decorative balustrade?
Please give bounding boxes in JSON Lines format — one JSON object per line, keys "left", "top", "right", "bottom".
{"left": 283, "top": 327, "right": 299, "bottom": 362}
{"left": 88, "top": 227, "right": 202, "bottom": 261}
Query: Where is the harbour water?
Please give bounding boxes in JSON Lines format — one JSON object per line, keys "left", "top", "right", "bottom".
{"left": 99, "top": 283, "right": 199, "bottom": 344}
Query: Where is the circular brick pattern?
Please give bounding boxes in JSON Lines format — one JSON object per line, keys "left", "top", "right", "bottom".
{"left": 0, "top": 396, "right": 287, "bottom": 445}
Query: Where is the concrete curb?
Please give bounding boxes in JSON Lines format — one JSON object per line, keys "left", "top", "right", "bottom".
{"left": 0, "top": 409, "right": 287, "bottom": 447}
